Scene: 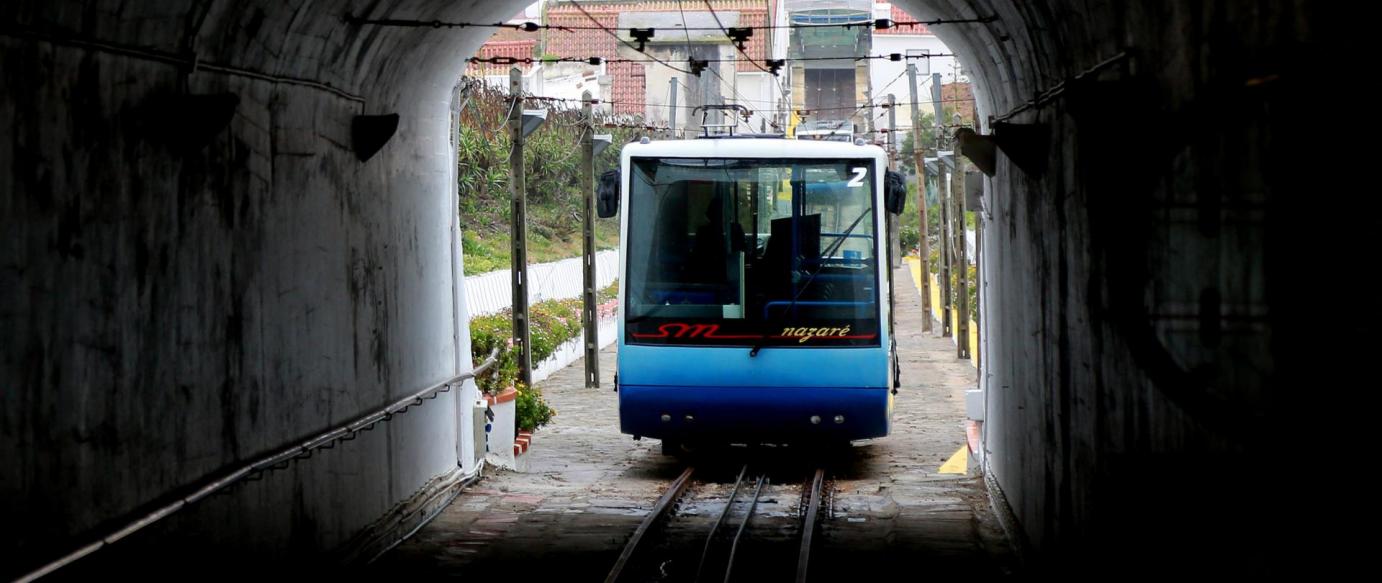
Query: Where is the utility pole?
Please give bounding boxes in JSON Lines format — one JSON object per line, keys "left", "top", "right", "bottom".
{"left": 940, "top": 155, "right": 953, "bottom": 338}
{"left": 972, "top": 105, "right": 982, "bottom": 368}
{"left": 509, "top": 68, "right": 533, "bottom": 387}
{"left": 974, "top": 184, "right": 983, "bottom": 368}
{"left": 864, "top": 88, "right": 875, "bottom": 137}
{"left": 954, "top": 127, "right": 970, "bottom": 360}
{"left": 884, "top": 93, "right": 899, "bottom": 344}
{"left": 581, "top": 91, "right": 600, "bottom": 388}
{"left": 887, "top": 94, "right": 901, "bottom": 269}
{"left": 907, "top": 63, "right": 932, "bottom": 332}
{"left": 931, "top": 72, "right": 951, "bottom": 337}
{"left": 667, "top": 76, "right": 678, "bottom": 137}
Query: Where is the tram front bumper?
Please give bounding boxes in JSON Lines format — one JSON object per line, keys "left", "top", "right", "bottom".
{"left": 618, "top": 384, "right": 892, "bottom": 443}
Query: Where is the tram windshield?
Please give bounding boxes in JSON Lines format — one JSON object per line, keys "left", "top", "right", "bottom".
{"left": 625, "top": 157, "right": 881, "bottom": 347}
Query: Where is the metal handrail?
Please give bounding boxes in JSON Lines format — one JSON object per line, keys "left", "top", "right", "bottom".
{"left": 14, "top": 349, "right": 501, "bottom": 583}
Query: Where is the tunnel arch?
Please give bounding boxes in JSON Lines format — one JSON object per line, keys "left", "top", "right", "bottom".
{"left": 2, "top": 0, "right": 1331, "bottom": 576}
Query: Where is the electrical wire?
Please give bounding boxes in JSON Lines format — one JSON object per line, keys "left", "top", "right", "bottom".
{"left": 701, "top": 0, "right": 775, "bottom": 77}
{"left": 824, "top": 68, "right": 909, "bottom": 126}
{"left": 567, "top": 0, "right": 693, "bottom": 75}
{"left": 675, "top": 0, "right": 764, "bottom": 132}
{"left": 468, "top": 52, "right": 954, "bottom": 67}
{"left": 700, "top": 0, "right": 792, "bottom": 116}
{"left": 346, "top": 14, "right": 996, "bottom": 32}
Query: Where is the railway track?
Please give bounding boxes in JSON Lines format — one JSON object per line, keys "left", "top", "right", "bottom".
{"left": 604, "top": 464, "right": 830, "bottom": 583}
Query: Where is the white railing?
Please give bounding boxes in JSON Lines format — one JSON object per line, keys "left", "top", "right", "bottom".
{"left": 464, "top": 250, "right": 618, "bottom": 317}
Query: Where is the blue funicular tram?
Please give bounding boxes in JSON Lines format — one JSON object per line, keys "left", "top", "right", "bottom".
{"left": 597, "top": 107, "right": 908, "bottom": 453}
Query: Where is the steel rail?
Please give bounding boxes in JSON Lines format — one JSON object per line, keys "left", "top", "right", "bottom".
{"left": 796, "top": 468, "right": 827, "bottom": 583}
{"left": 722, "top": 474, "right": 767, "bottom": 583}
{"left": 604, "top": 466, "right": 697, "bottom": 583}
{"left": 695, "top": 465, "right": 749, "bottom": 582}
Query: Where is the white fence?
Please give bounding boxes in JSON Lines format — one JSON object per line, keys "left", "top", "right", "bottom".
{"left": 532, "top": 318, "right": 618, "bottom": 384}
{"left": 465, "top": 250, "right": 618, "bottom": 317}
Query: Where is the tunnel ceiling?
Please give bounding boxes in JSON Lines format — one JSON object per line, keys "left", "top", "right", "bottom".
{"left": 2, "top": 0, "right": 1072, "bottom": 128}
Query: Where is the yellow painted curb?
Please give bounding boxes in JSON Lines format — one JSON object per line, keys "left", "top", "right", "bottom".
{"left": 905, "top": 256, "right": 923, "bottom": 293}
{"left": 938, "top": 446, "right": 968, "bottom": 474}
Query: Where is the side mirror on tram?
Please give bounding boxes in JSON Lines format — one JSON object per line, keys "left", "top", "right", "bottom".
{"left": 597, "top": 169, "right": 620, "bottom": 218}
{"left": 884, "top": 169, "right": 907, "bottom": 214}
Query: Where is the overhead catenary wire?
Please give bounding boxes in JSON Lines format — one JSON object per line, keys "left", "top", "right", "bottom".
{"left": 700, "top": 0, "right": 776, "bottom": 78}
{"left": 563, "top": 86, "right": 974, "bottom": 109}
{"left": 346, "top": 13, "right": 997, "bottom": 32}
{"left": 460, "top": 84, "right": 688, "bottom": 135}
{"left": 536, "top": 97, "right": 975, "bottom": 112}
{"left": 469, "top": 52, "right": 955, "bottom": 68}
{"left": 831, "top": 68, "right": 910, "bottom": 125}
{"left": 700, "top": 0, "right": 794, "bottom": 108}
{"left": 462, "top": 3, "right": 973, "bottom": 137}
{"left": 674, "top": 0, "right": 758, "bottom": 130}
{"left": 491, "top": 94, "right": 977, "bottom": 131}
{"left": 566, "top": 0, "right": 693, "bottom": 75}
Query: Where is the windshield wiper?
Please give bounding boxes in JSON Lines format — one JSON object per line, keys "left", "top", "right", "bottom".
{"left": 749, "top": 207, "right": 873, "bottom": 358}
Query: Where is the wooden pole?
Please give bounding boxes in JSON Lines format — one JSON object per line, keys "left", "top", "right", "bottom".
{"left": 907, "top": 63, "right": 932, "bottom": 332}
{"left": 932, "top": 74, "right": 952, "bottom": 337}
{"left": 509, "top": 68, "right": 533, "bottom": 387}
{"left": 887, "top": 94, "right": 901, "bottom": 269}
{"left": 939, "top": 157, "right": 953, "bottom": 337}
{"left": 954, "top": 149, "right": 970, "bottom": 360}
{"left": 581, "top": 91, "right": 600, "bottom": 388}
{"left": 885, "top": 94, "right": 899, "bottom": 346}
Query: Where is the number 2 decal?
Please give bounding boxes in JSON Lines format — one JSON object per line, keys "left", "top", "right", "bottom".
{"left": 848, "top": 167, "right": 868, "bottom": 187}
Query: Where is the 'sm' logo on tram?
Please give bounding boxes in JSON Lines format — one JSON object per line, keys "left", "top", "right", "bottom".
{"left": 631, "top": 323, "right": 760, "bottom": 340}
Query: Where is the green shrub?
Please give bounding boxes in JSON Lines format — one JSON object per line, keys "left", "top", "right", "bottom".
{"left": 966, "top": 263, "right": 979, "bottom": 325}
{"left": 597, "top": 279, "right": 618, "bottom": 304}
{"left": 515, "top": 384, "right": 555, "bottom": 432}
{"left": 470, "top": 282, "right": 617, "bottom": 397}
{"left": 470, "top": 286, "right": 613, "bottom": 434}
{"left": 456, "top": 77, "right": 639, "bottom": 275}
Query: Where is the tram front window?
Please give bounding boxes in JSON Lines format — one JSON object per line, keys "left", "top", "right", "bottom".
{"left": 625, "top": 157, "right": 880, "bottom": 347}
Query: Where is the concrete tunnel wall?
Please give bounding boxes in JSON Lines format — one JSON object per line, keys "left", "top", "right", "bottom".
{"left": 904, "top": 0, "right": 1337, "bottom": 571}
{"left": 0, "top": 0, "right": 1343, "bottom": 575}
{"left": 0, "top": 0, "right": 514, "bottom": 573}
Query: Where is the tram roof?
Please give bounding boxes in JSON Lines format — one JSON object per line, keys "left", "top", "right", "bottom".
{"left": 620, "top": 138, "right": 888, "bottom": 162}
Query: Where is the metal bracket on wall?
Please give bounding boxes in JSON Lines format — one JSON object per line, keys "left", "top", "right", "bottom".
{"left": 353, "top": 114, "right": 400, "bottom": 162}
{"left": 955, "top": 123, "right": 1049, "bottom": 177}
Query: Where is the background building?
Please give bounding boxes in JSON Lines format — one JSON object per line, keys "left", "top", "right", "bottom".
{"left": 546, "top": 1, "right": 788, "bottom": 134}
{"left": 787, "top": 0, "right": 873, "bottom": 134}
{"left": 464, "top": 1, "right": 966, "bottom": 137}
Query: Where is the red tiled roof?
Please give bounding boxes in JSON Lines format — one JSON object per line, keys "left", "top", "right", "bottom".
{"left": 876, "top": 3, "right": 931, "bottom": 35}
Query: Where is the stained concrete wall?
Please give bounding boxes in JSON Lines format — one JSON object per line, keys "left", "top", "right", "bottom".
{"left": 0, "top": 0, "right": 515, "bottom": 575}
{"left": 896, "top": 0, "right": 1343, "bottom": 574}
{"left": 0, "top": 0, "right": 1347, "bottom": 576}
